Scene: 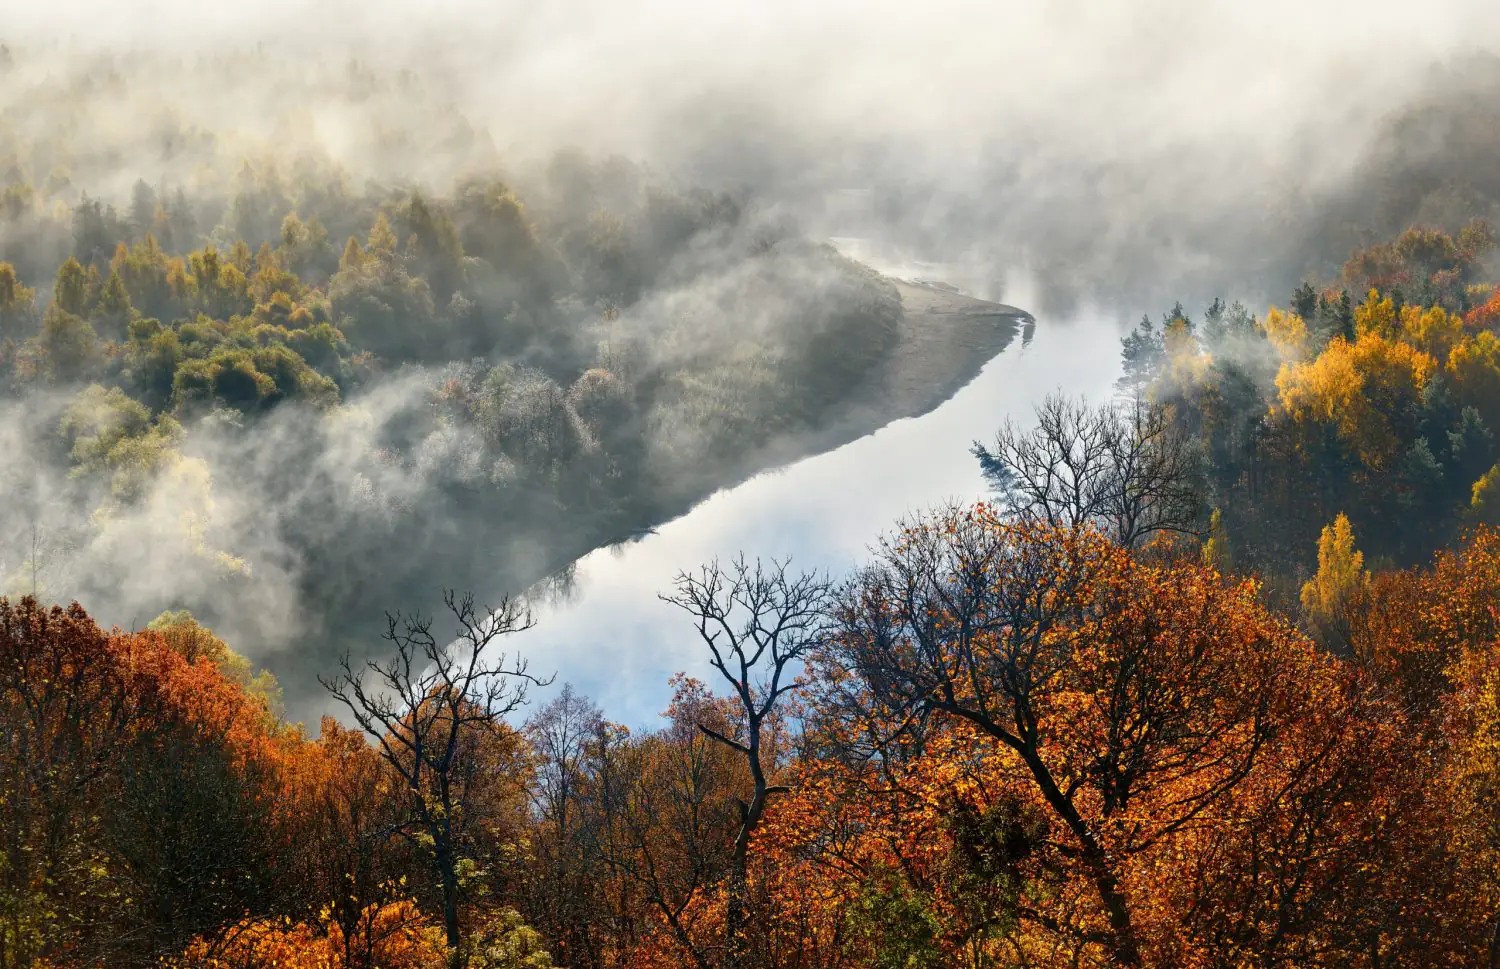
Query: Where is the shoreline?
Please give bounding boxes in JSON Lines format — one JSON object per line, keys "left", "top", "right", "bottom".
{"left": 706, "top": 278, "right": 1027, "bottom": 486}
{"left": 282, "top": 273, "right": 1030, "bottom": 719}
{"left": 529, "top": 276, "right": 1028, "bottom": 573}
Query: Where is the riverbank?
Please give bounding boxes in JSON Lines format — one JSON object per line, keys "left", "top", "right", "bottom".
{"left": 523, "top": 275, "right": 1027, "bottom": 570}
{"left": 692, "top": 277, "right": 1029, "bottom": 489}
{"left": 506, "top": 286, "right": 1122, "bottom": 729}
{"left": 287, "top": 273, "right": 1031, "bottom": 718}
{"left": 489, "top": 276, "right": 1028, "bottom": 586}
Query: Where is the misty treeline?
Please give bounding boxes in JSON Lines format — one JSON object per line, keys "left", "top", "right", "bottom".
{"left": 0, "top": 42, "right": 901, "bottom": 702}
{"left": 1111, "top": 219, "right": 1500, "bottom": 606}
{"left": 13, "top": 22, "right": 1500, "bottom": 967}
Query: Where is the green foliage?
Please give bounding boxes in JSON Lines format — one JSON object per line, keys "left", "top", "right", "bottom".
{"left": 848, "top": 871, "right": 945, "bottom": 969}
{"left": 112, "top": 235, "right": 174, "bottom": 319}
{"left": 0, "top": 261, "right": 36, "bottom": 338}
{"left": 38, "top": 303, "right": 99, "bottom": 380}
{"left": 327, "top": 227, "right": 439, "bottom": 361}
{"left": 53, "top": 256, "right": 92, "bottom": 316}
{"left": 123, "top": 319, "right": 182, "bottom": 410}
{"left": 464, "top": 908, "right": 557, "bottom": 969}
{"left": 0, "top": 131, "right": 910, "bottom": 732}
{"left": 60, "top": 385, "right": 184, "bottom": 500}
{"left": 92, "top": 267, "right": 134, "bottom": 339}
{"left": 1118, "top": 314, "right": 1165, "bottom": 396}
{"left": 172, "top": 344, "right": 338, "bottom": 413}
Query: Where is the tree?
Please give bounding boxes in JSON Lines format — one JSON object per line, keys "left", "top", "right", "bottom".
{"left": 71, "top": 196, "right": 124, "bottom": 267}
{"left": 322, "top": 591, "right": 550, "bottom": 959}
{"left": 972, "top": 395, "right": 1202, "bottom": 549}
{"left": 1262, "top": 306, "right": 1310, "bottom": 361}
{"left": 819, "top": 506, "right": 1349, "bottom": 966}
{"left": 38, "top": 304, "right": 98, "bottom": 381}
{"left": 661, "top": 557, "right": 832, "bottom": 969}
{"left": 580, "top": 679, "right": 743, "bottom": 969}
{"left": 0, "top": 263, "right": 35, "bottom": 339}
{"left": 297, "top": 717, "right": 415, "bottom": 969}
{"left": 466, "top": 908, "right": 556, "bottom": 969}
{"left": 1300, "top": 513, "right": 1369, "bottom": 652}
{"left": 52, "top": 258, "right": 92, "bottom": 318}
{"left": 523, "top": 685, "right": 606, "bottom": 968}
{"left": 0, "top": 598, "right": 298, "bottom": 968}
{"left": 0, "top": 599, "right": 151, "bottom": 967}
{"left": 1292, "top": 281, "right": 1319, "bottom": 322}
{"left": 92, "top": 269, "right": 134, "bottom": 341}
{"left": 128, "top": 180, "right": 158, "bottom": 241}
{"left": 166, "top": 899, "right": 447, "bottom": 969}
{"left": 1117, "top": 315, "right": 1164, "bottom": 397}
{"left": 112, "top": 236, "right": 173, "bottom": 321}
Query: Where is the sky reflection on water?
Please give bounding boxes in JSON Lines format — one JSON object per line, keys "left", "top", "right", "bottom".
{"left": 512, "top": 305, "right": 1125, "bottom": 727}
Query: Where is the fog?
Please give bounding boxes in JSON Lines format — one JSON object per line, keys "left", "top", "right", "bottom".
{"left": 6, "top": 0, "right": 1500, "bottom": 719}
{"left": 12, "top": 0, "right": 1500, "bottom": 309}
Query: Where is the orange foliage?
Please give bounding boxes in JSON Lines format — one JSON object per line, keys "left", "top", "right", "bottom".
{"left": 0, "top": 598, "right": 305, "bottom": 966}
{"left": 14, "top": 514, "right": 1500, "bottom": 968}
{"left": 1466, "top": 285, "right": 1500, "bottom": 331}
{"left": 1352, "top": 527, "right": 1500, "bottom": 719}
{"left": 752, "top": 509, "right": 1473, "bottom": 966}
{"left": 168, "top": 900, "right": 446, "bottom": 969}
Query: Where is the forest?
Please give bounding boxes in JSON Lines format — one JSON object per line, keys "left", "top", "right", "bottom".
{"left": 13, "top": 14, "right": 1500, "bottom": 969}
{"left": 8, "top": 216, "right": 1500, "bottom": 967}
{"left": 0, "top": 37, "right": 905, "bottom": 702}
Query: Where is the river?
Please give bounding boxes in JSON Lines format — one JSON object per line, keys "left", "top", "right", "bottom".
{"left": 512, "top": 267, "right": 1126, "bottom": 727}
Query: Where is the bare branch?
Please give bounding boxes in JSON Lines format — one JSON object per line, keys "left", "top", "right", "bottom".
{"left": 320, "top": 588, "right": 552, "bottom": 951}
{"left": 972, "top": 393, "right": 1203, "bottom": 548}
{"left": 660, "top": 556, "right": 832, "bottom": 968}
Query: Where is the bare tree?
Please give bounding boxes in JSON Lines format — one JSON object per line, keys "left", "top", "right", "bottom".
{"left": 971, "top": 394, "right": 1202, "bottom": 548}
{"left": 582, "top": 689, "right": 740, "bottom": 969}
{"left": 661, "top": 557, "right": 832, "bottom": 969}
{"left": 524, "top": 684, "right": 607, "bottom": 968}
{"left": 321, "top": 591, "right": 551, "bottom": 959}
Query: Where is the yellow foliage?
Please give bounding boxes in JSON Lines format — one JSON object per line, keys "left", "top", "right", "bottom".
{"left": 1448, "top": 330, "right": 1500, "bottom": 416}
{"left": 1445, "top": 645, "right": 1500, "bottom": 921}
{"left": 1355, "top": 330, "right": 1435, "bottom": 402}
{"left": 1472, "top": 465, "right": 1500, "bottom": 525}
{"left": 1201, "top": 507, "right": 1231, "bottom": 573}
{"left": 340, "top": 235, "right": 365, "bottom": 271}
{"left": 1300, "top": 513, "right": 1368, "bottom": 631}
{"left": 1277, "top": 338, "right": 1360, "bottom": 425}
{"left": 1276, "top": 333, "right": 1433, "bottom": 470}
{"left": 168, "top": 900, "right": 447, "bottom": 969}
{"left": 1400, "top": 303, "right": 1463, "bottom": 360}
{"left": 367, "top": 213, "right": 398, "bottom": 253}
{"left": 1354, "top": 288, "right": 1397, "bottom": 340}
{"left": 1261, "top": 306, "right": 1309, "bottom": 361}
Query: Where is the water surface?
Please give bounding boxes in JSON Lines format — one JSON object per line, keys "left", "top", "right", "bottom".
{"left": 513, "top": 303, "right": 1123, "bottom": 727}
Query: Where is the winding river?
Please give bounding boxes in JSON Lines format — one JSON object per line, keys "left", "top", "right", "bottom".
{"left": 513, "top": 265, "right": 1125, "bottom": 727}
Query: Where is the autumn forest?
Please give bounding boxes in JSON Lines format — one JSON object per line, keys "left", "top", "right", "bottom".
{"left": 10, "top": 14, "right": 1500, "bottom": 969}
